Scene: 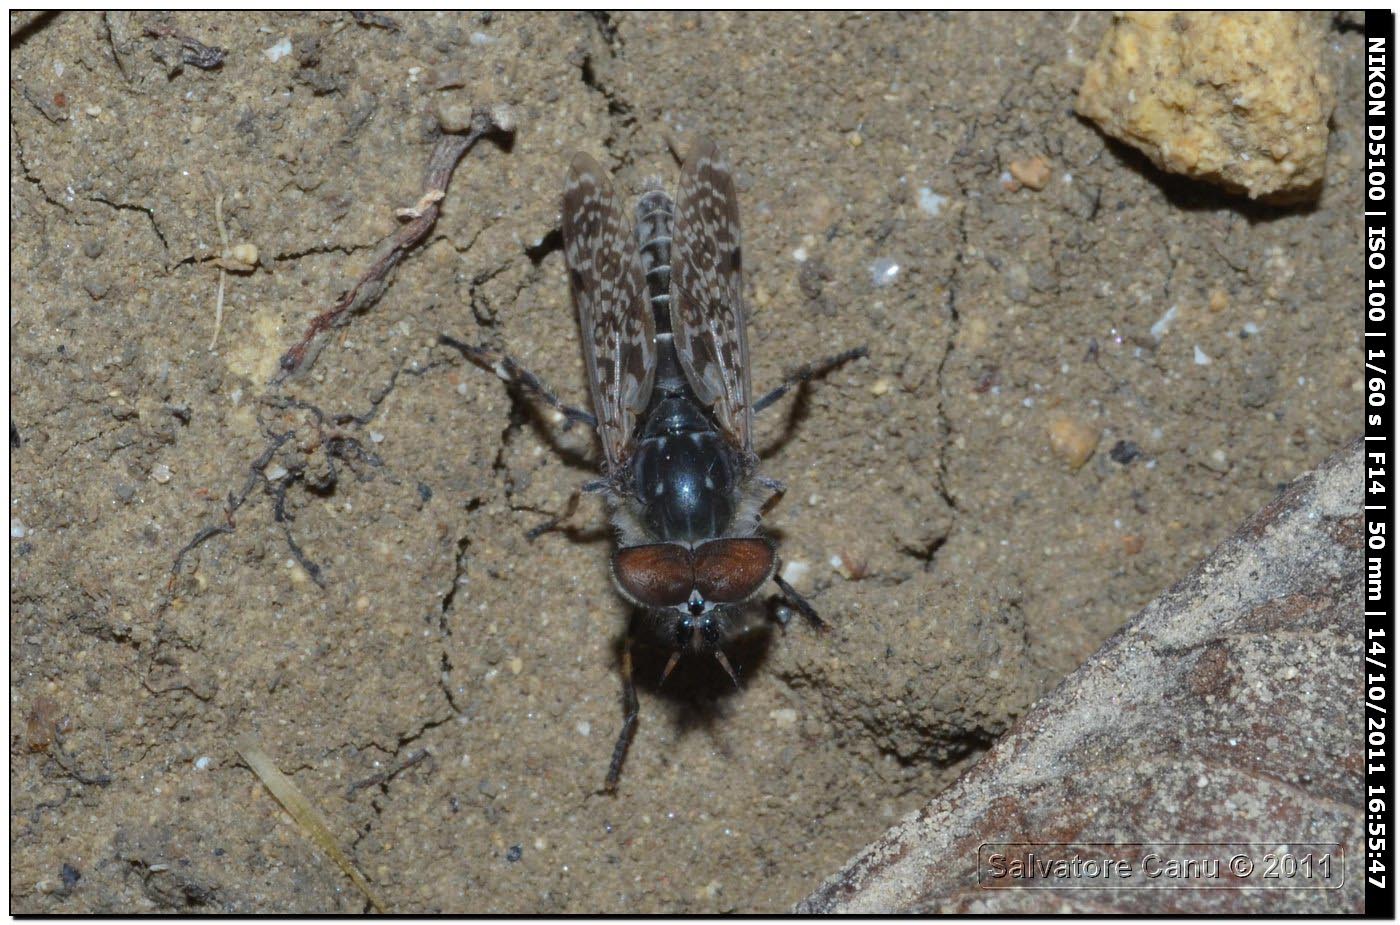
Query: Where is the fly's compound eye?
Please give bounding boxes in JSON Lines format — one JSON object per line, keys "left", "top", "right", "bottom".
{"left": 691, "top": 537, "right": 777, "bottom": 605}
{"left": 611, "top": 543, "right": 693, "bottom": 609}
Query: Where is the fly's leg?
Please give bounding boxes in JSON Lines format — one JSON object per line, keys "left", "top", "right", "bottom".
{"left": 604, "top": 632, "right": 639, "bottom": 794}
{"left": 443, "top": 334, "right": 598, "bottom": 541}
{"left": 752, "top": 346, "right": 868, "bottom": 415}
{"left": 440, "top": 335, "right": 597, "bottom": 428}
{"left": 753, "top": 347, "right": 864, "bottom": 627}
{"left": 773, "top": 570, "right": 826, "bottom": 631}
{"left": 524, "top": 488, "right": 581, "bottom": 541}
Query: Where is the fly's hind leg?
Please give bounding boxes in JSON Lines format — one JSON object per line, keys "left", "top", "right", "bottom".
{"left": 752, "top": 346, "right": 868, "bottom": 414}
{"left": 440, "top": 334, "right": 597, "bottom": 429}
{"left": 604, "top": 628, "right": 639, "bottom": 794}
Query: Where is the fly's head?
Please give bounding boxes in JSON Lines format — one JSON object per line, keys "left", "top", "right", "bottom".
{"left": 611, "top": 536, "right": 778, "bottom": 657}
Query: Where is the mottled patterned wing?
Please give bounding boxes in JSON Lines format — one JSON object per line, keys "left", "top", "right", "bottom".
{"left": 671, "top": 138, "right": 754, "bottom": 453}
{"left": 562, "top": 153, "right": 656, "bottom": 475}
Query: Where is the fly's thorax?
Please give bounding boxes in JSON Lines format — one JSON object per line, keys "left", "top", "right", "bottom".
{"left": 631, "top": 398, "right": 740, "bottom": 543}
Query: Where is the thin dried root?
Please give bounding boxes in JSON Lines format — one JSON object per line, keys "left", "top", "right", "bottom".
{"left": 237, "top": 739, "right": 387, "bottom": 913}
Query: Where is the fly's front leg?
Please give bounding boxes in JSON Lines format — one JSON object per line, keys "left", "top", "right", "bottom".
{"left": 773, "top": 569, "right": 826, "bottom": 632}
{"left": 440, "top": 334, "right": 597, "bottom": 429}
{"left": 752, "top": 346, "right": 868, "bottom": 414}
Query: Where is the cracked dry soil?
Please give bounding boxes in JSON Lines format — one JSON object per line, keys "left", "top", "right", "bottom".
{"left": 11, "top": 12, "right": 1362, "bottom": 913}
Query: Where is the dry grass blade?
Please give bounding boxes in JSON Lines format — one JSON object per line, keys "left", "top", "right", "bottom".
{"left": 237, "top": 739, "right": 387, "bottom": 913}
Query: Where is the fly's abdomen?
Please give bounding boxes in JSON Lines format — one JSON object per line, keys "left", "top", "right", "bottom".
{"left": 634, "top": 188, "right": 674, "bottom": 334}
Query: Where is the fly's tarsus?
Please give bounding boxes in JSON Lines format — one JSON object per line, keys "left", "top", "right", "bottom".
{"left": 752, "top": 346, "right": 870, "bottom": 414}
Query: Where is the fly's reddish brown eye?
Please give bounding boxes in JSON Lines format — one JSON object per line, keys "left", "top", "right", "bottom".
{"left": 611, "top": 543, "right": 694, "bottom": 609}
{"left": 691, "top": 537, "right": 776, "bottom": 604}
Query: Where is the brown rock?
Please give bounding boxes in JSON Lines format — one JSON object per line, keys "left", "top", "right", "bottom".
{"left": 798, "top": 439, "right": 1363, "bottom": 912}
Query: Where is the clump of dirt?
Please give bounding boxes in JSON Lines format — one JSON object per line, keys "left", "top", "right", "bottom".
{"left": 778, "top": 572, "right": 1037, "bottom": 765}
{"left": 10, "top": 12, "right": 1362, "bottom": 913}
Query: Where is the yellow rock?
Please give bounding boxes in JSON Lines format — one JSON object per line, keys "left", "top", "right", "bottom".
{"left": 1076, "top": 12, "right": 1335, "bottom": 202}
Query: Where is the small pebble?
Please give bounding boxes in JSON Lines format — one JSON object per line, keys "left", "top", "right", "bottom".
{"left": 229, "top": 243, "right": 258, "bottom": 268}
{"left": 869, "top": 257, "right": 901, "bottom": 288}
{"left": 60, "top": 864, "right": 80, "bottom": 890}
{"left": 195, "top": 756, "right": 212, "bottom": 770}
{"left": 780, "top": 560, "right": 810, "bottom": 586}
{"left": 770, "top": 708, "right": 798, "bottom": 726}
{"left": 507, "top": 657, "right": 523, "bottom": 675}
{"left": 151, "top": 463, "right": 173, "bottom": 483}
{"left": 489, "top": 103, "right": 518, "bottom": 136}
{"left": 575, "top": 721, "right": 591, "bottom": 737}
{"left": 1008, "top": 156, "right": 1052, "bottom": 190}
{"left": 831, "top": 551, "right": 867, "bottom": 580}
{"left": 916, "top": 187, "right": 948, "bottom": 216}
{"left": 1047, "top": 415, "right": 1100, "bottom": 471}
{"left": 1108, "top": 440, "right": 1140, "bottom": 465}
{"left": 263, "top": 37, "right": 293, "bottom": 62}
{"left": 870, "top": 378, "right": 892, "bottom": 396}
{"left": 1193, "top": 345, "right": 1212, "bottom": 366}
{"left": 11, "top": 517, "right": 29, "bottom": 539}
{"left": 506, "top": 844, "right": 522, "bottom": 863}
{"left": 1208, "top": 288, "right": 1229, "bottom": 312}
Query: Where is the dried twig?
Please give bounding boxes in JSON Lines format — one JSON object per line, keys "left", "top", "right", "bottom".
{"left": 143, "top": 24, "right": 226, "bottom": 69}
{"left": 345, "top": 748, "right": 430, "bottom": 799}
{"left": 349, "top": 11, "right": 401, "bottom": 31}
{"left": 272, "top": 106, "right": 514, "bottom": 383}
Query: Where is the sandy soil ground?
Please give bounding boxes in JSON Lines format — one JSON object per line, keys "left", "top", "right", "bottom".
{"left": 10, "top": 11, "right": 1363, "bottom": 912}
